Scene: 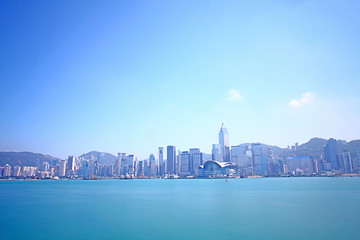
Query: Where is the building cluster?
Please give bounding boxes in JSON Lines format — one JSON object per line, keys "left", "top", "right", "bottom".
{"left": 1, "top": 125, "right": 360, "bottom": 179}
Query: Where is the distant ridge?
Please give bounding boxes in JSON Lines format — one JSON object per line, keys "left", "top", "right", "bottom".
{"left": 0, "top": 151, "right": 61, "bottom": 167}
{"left": 79, "top": 151, "right": 117, "bottom": 165}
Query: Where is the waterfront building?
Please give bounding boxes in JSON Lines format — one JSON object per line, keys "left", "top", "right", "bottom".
{"left": 11, "top": 166, "right": 21, "bottom": 177}
{"left": 158, "top": 147, "right": 164, "bottom": 175}
{"left": 149, "top": 154, "right": 156, "bottom": 177}
{"left": 81, "top": 160, "right": 89, "bottom": 177}
{"left": 180, "top": 151, "right": 191, "bottom": 176}
{"left": 219, "top": 123, "right": 230, "bottom": 162}
{"left": 324, "top": 138, "right": 339, "bottom": 170}
{"left": 167, "top": 146, "right": 176, "bottom": 174}
{"left": 59, "top": 160, "right": 67, "bottom": 177}
{"left": 118, "top": 153, "right": 127, "bottom": 176}
{"left": 137, "top": 161, "right": 144, "bottom": 177}
{"left": 192, "top": 152, "right": 203, "bottom": 176}
{"left": 252, "top": 143, "right": 262, "bottom": 175}
{"left": 126, "top": 155, "right": 135, "bottom": 176}
{"left": 3, "top": 164, "right": 11, "bottom": 177}
{"left": 285, "top": 156, "right": 314, "bottom": 175}
{"left": 115, "top": 157, "right": 121, "bottom": 177}
{"left": 341, "top": 151, "right": 353, "bottom": 173}
{"left": 198, "top": 160, "right": 238, "bottom": 177}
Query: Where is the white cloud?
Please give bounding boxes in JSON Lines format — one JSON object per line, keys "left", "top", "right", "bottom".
{"left": 228, "top": 89, "right": 242, "bottom": 100}
{"left": 289, "top": 92, "right": 315, "bottom": 107}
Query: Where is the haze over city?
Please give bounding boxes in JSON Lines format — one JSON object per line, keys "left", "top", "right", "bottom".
{"left": 1, "top": 0, "right": 360, "bottom": 159}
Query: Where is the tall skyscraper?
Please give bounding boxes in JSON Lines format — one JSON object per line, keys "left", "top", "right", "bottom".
{"left": 149, "top": 154, "right": 156, "bottom": 177}
{"left": 219, "top": 123, "right": 230, "bottom": 162}
{"left": 67, "top": 156, "right": 75, "bottom": 174}
{"left": 115, "top": 155, "right": 121, "bottom": 177}
{"left": 212, "top": 144, "right": 222, "bottom": 162}
{"left": 341, "top": 151, "right": 353, "bottom": 173}
{"left": 158, "top": 147, "right": 164, "bottom": 174}
{"left": 118, "top": 153, "right": 127, "bottom": 176}
{"left": 324, "top": 138, "right": 339, "bottom": 170}
{"left": 252, "top": 143, "right": 262, "bottom": 175}
{"left": 59, "top": 160, "right": 67, "bottom": 177}
{"left": 180, "top": 151, "right": 191, "bottom": 176}
{"left": 167, "top": 145, "right": 176, "bottom": 174}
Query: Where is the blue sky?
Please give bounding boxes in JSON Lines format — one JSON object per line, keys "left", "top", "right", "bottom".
{"left": 1, "top": 0, "right": 359, "bottom": 159}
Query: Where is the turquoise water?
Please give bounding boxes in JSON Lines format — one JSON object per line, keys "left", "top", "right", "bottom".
{"left": 1, "top": 177, "right": 360, "bottom": 240}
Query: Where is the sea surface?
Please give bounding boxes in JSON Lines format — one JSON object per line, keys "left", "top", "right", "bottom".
{"left": 1, "top": 177, "right": 360, "bottom": 240}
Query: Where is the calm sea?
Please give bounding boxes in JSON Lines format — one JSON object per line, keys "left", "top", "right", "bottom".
{"left": 1, "top": 177, "right": 360, "bottom": 240}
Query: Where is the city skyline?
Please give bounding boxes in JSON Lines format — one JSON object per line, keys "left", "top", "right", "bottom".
{"left": 1, "top": 1, "right": 360, "bottom": 159}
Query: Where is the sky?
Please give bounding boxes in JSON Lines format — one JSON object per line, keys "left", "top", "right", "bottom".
{"left": 1, "top": 0, "right": 360, "bottom": 159}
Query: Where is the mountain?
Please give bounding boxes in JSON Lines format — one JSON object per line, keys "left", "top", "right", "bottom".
{"left": 79, "top": 151, "right": 117, "bottom": 165}
{"left": 0, "top": 152, "right": 61, "bottom": 167}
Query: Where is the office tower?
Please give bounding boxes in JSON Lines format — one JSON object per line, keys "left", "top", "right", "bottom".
{"left": 285, "top": 157, "right": 314, "bottom": 175}
{"left": 341, "top": 151, "right": 353, "bottom": 173}
{"left": 59, "top": 160, "right": 67, "bottom": 177}
{"left": 192, "top": 152, "right": 203, "bottom": 176}
{"left": 3, "top": 164, "right": 11, "bottom": 177}
{"left": 67, "top": 156, "right": 75, "bottom": 174}
{"left": 126, "top": 155, "right": 135, "bottom": 176}
{"left": 231, "top": 145, "right": 250, "bottom": 168}
{"left": 212, "top": 144, "right": 222, "bottom": 162}
{"left": 11, "top": 166, "right": 21, "bottom": 177}
{"left": 149, "top": 154, "right": 156, "bottom": 177}
{"left": 252, "top": 143, "right": 262, "bottom": 175}
{"left": 219, "top": 123, "right": 230, "bottom": 162}
{"left": 137, "top": 161, "right": 144, "bottom": 177}
{"left": 158, "top": 147, "right": 164, "bottom": 174}
{"left": 180, "top": 151, "right": 191, "bottom": 176}
{"left": 167, "top": 145, "right": 176, "bottom": 174}
{"left": 81, "top": 160, "right": 89, "bottom": 177}
{"left": 42, "top": 162, "right": 50, "bottom": 172}
{"left": 115, "top": 158, "right": 121, "bottom": 177}
{"left": 324, "top": 138, "right": 339, "bottom": 170}
{"left": 118, "top": 153, "right": 126, "bottom": 176}
{"left": 189, "top": 148, "right": 200, "bottom": 174}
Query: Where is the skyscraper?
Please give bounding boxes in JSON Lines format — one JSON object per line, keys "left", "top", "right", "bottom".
{"left": 149, "top": 154, "right": 156, "bottom": 177}
{"left": 59, "top": 160, "right": 67, "bottom": 177}
{"left": 167, "top": 145, "right": 176, "bottom": 174}
{"left": 219, "top": 123, "right": 230, "bottom": 162}
{"left": 324, "top": 138, "right": 339, "bottom": 170}
{"left": 67, "top": 156, "right": 75, "bottom": 174}
{"left": 212, "top": 144, "right": 222, "bottom": 162}
{"left": 158, "top": 147, "right": 164, "bottom": 174}
{"left": 252, "top": 143, "right": 262, "bottom": 175}
{"left": 180, "top": 151, "right": 191, "bottom": 176}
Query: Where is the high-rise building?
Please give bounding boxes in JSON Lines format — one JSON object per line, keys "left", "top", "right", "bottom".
{"left": 192, "top": 152, "right": 203, "bottom": 176}
{"left": 42, "top": 162, "right": 50, "bottom": 172}
{"left": 126, "top": 155, "right": 135, "bottom": 176}
{"left": 149, "top": 154, "right": 156, "bottom": 177}
{"left": 252, "top": 143, "right": 262, "bottom": 175}
{"left": 219, "top": 123, "right": 230, "bottom": 162}
{"left": 11, "top": 166, "right": 21, "bottom": 177}
{"left": 324, "top": 138, "right": 339, "bottom": 170}
{"left": 67, "top": 156, "right": 75, "bottom": 175}
{"left": 212, "top": 144, "right": 222, "bottom": 162}
{"left": 137, "top": 161, "right": 144, "bottom": 177}
{"left": 115, "top": 157, "right": 121, "bottom": 177}
{"left": 189, "top": 148, "right": 201, "bottom": 174}
{"left": 341, "top": 151, "right": 353, "bottom": 173}
{"left": 59, "top": 160, "right": 67, "bottom": 177}
{"left": 167, "top": 146, "right": 176, "bottom": 174}
{"left": 3, "top": 164, "right": 11, "bottom": 177}
{"left": 158, "top": 147, "right": 164, "bottom": 174}
{"left": 118, "top": 153, "right": 127, "bottom": 176}
{"left": 180, "top": 151, "right": 191, "bottom": 176}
